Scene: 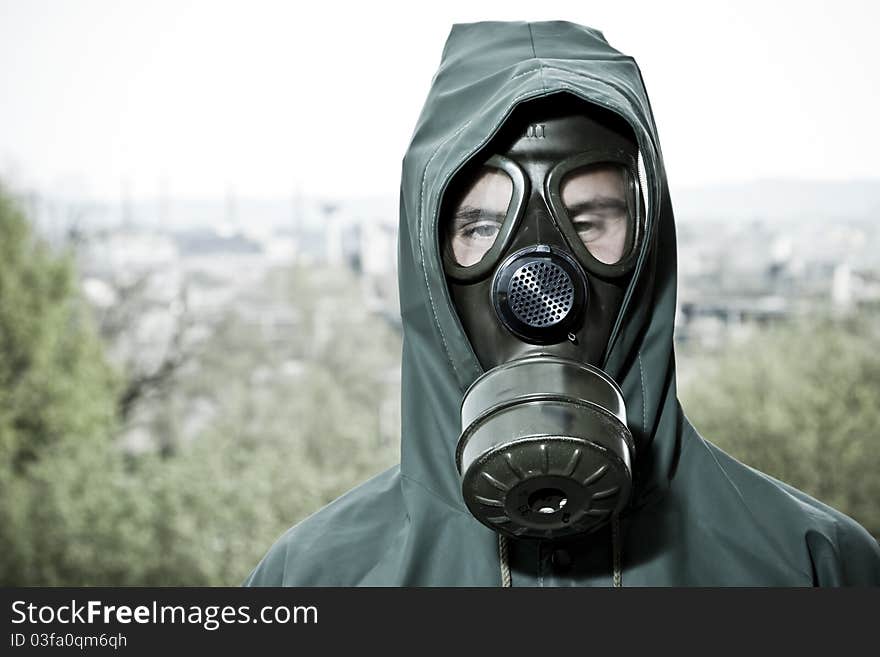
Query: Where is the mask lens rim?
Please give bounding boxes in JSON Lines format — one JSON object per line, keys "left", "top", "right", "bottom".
{"left": 441, "top": 154, "right": 529, "bottom": 283}
{"left": 545, "top": 148, "right": 644, "bottom": 278}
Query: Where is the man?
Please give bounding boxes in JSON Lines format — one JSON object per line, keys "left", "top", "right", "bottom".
{"left": 244, "top": 21, "right": 880, "bottom": 586}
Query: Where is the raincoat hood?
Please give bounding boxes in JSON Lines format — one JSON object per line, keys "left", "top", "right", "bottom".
{"left": 398, "top": 20, "right": 678, "bottom": 518}
{"left": 244, "top": 21, "right": 880, "bottom": 587}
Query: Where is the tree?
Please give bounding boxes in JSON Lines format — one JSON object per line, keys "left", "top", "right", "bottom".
{"left": 0, "top": 180, "right": 402, "bottom": 584}
{"left": 679, "top": 312, "right": 880, "bottom": 540}
{"left": 0, "top": 182, "right": 120, "bottom": 583}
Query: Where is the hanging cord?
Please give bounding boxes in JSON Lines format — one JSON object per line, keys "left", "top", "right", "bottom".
{"left": 612, "top": 516, "right": 622, "bottom": 588}
{"left": 498, "top": 533, "right": 512, "bottom": 587}
{"left": 499, "top": 521, "right": 621, "bottom": 587}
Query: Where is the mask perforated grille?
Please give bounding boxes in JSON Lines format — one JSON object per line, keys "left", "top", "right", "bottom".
{"left": 509, "top": 261, "right": 574, "bottom": 327}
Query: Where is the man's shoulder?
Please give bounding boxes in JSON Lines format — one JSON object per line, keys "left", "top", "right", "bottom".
{"left": 243, "top": 464, "right": 407, "bottom": 586}
{"left": 681, "top": 424, "right": 880, "bottom": 585}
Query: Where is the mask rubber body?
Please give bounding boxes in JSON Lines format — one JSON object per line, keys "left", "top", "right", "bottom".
{"left": 445, "top": 94, "right": 642, "bottom": 541}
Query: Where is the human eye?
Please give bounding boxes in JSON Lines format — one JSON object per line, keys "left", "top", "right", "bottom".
{"left": 458, "top": 216, "right": 502, "bottom": 241}
{"left": 572, "top": 217, "right": 602, "bottom": 240}
{"left": 573, "top": 211, "right": 625, "bottom": 241}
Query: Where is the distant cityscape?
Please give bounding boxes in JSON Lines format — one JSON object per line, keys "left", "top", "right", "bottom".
{"left": 19, "top": 180, "right": 879, "bottom": 345}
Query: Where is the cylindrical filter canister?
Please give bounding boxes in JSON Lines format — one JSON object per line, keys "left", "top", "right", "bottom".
{"left": 455, "top": 355, "right": 634, "bottom": 540}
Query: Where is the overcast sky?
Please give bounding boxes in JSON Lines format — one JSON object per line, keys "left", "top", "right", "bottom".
{"left": 1, "top": 0, "right": 877, "bottom": 202}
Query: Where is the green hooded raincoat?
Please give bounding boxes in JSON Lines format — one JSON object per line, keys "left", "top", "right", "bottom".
{"left": 244, "top": 21, "right": 880, "bottom": 587}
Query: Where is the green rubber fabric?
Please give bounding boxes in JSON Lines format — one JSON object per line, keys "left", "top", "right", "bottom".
{"left": 244, "top": 21, "right": 880, "bottom": 586}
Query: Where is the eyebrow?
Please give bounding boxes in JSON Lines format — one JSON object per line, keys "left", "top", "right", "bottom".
{"left": 453, "top": 205, "right": 507, "bottom": 225}
{"left": 566, "top": 195, "right": 627, "bottom": 216}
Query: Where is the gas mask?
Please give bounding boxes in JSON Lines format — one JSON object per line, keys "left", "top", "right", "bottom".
{"left": 442, "top": 94, "right": 646, "bottom": 540}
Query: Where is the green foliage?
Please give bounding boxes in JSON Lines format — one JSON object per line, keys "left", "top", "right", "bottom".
{"left": 0, "top": 183, "right": 120, "bottom": 583}
{"left": 680, "top": 313, "right": 880, "bottom": 540}
{"left": 136, "top": 264, "right": 402, "bottom": 585}
{"left": 0, "top": 180, "right": 401, "bottom": 584}
{"left": 0, "top": 188, "right": 118, "bottom": 470}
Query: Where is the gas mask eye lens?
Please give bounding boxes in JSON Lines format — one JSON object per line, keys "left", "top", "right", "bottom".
{"left": 446, "top": 166, "right": 513, "bottom": 267}
{"left": 561, "top": 163, "right": 633, "bottom": 265}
